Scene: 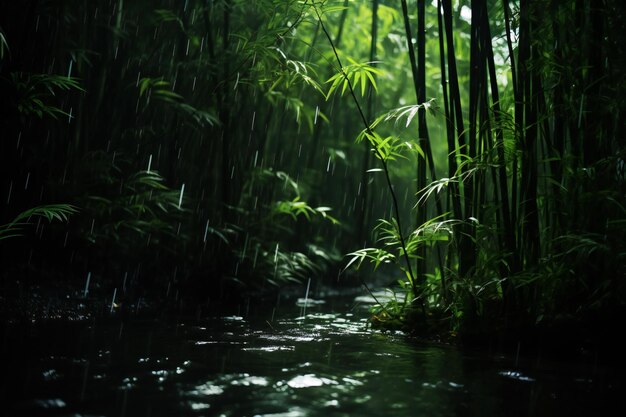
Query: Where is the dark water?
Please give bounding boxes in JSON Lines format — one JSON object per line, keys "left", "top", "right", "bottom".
{"left": 1, "top": 296, "right": 621, "bottom": 417}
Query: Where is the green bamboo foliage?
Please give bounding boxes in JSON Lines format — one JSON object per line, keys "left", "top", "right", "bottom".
{"left": 0, "top": 0, "right": 344, "bottom": 296}
{"left": 0, "top": 205, "right": 77, "bottom": 241}
{"left": 0, "top": 0, "right": 623, "bottom": 327}
{"left": 341, "top": 0, "right": 625, "bottom": 331}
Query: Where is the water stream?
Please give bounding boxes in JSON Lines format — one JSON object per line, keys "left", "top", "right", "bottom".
{"left": 1, "top": 294, "right": 620, "bottom": 416}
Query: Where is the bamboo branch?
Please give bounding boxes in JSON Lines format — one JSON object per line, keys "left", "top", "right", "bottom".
{"left": 312, "top": 2, "right": 418, "bottom": 294}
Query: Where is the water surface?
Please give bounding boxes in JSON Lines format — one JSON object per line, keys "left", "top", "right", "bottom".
{"left": 1, "top": 296, "right": 620, "bottom": 416}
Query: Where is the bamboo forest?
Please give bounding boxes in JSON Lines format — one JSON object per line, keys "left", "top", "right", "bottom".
{"left": 1, "top": 0, "right": 624, "bottom": 415}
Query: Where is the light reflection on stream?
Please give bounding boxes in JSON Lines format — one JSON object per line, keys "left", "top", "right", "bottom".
{"left": 1, "top": 297, "right": 621, "bottom": 416}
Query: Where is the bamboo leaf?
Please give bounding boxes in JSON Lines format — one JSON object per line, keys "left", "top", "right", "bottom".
{"left": 365, "top": 70, "right": 378, "bottom": 92}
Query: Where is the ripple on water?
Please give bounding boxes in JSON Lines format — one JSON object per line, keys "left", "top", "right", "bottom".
{"left": 223, "top": 316, "right": 245, "bottom": 321}
{"left": 42, "top": 369, "right": 62, "bottom": 381}
{"left": 231, "top": 375, "right": 270, "bottom": 387}
{"left": 120, "top": 376, "right": 138, "bottom": 390}
{"left": 257, "top": 333, "right": 324, "bottom": 343}
{"left": 285, "top": 374, "right": 337, "bottom": 388}
{"left": 421, "top": 380, "right": 466, "bottom": 391}
{"left": 190, "top": 382, "right": 225, "bottom": 396}
{"left": 253, "top": 407, "right": 307, "bottom": 417}
{"left": 243, "top": 346, "right": 295, "bottom": 352}
{"left": 499, "top": 370, "right": 536, "bottom": 382}
{"left": 194, "top": 340, "right": 248, "bottom": 346}
{"left": 34, "top": 398, "right": 66, "bottom": 409}
{"left": 188, "top": 401, "right": 211, "bottom": 411}
{"left": 341, "top": 377, "right": 364, "bottom": 386}
{"left": 189, "top": 373, "right": 271, "bottom": 398}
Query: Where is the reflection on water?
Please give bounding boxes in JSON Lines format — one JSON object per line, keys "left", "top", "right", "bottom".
{"left": 0, "top": 298, "right": 622, "bottom": 416}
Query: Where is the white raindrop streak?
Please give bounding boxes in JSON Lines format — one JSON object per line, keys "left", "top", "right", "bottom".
{"left": 203, "top": 219, "right": 210, "bottom": 243}
{"left": 35, "top": 218, "right": 41, "bottom": 236}
{"left": 147, "top": 154, "right": 152, "bottom": 173}
{"left": 234, "top": 72, "right": 240, "bottom": 90}
{"left": 300, "top": 277, "right": 312, "bottom": 318}
{"left": 253, "top": 246, "right": 259, "bottom": 268}
{"left": 83, "top": 272, "right": 92, "bottom": 298}
{"left": 24, "top": 172, "right": 31, "bottom": 190}
{"left": 178, "top": 184, "right": 185, "bottom": 209}
{"left": 7, "top": 181, "right": 12, "bottom": 204}
{"left": 110, "top": 288, "right": 117, "bottom": 313}
{"left": 314, "top": 105, "right": 319, "bottom": 124}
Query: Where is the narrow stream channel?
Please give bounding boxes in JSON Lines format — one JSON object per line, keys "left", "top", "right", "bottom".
{"left": 1, "top": 294, "right": 620, "bottom": 416}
